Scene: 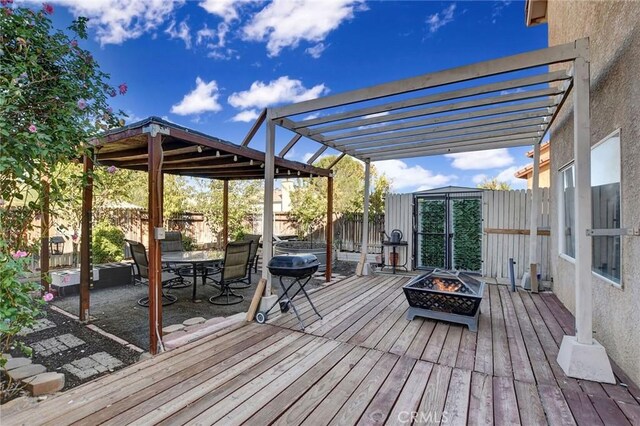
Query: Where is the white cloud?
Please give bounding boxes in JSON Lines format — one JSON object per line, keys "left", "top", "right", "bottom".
{"left": 171, "top": 77, "right": 222, "bottom": 116}
{"left": 231, "top": 109, "right": 261, "bottom": 122}
{"left": 426, "top": 3, "right": 456, "bottom": 33}
{"left": 374, "top": 160, "right": 456, "bottom": 192}
{"left": 445, "top": 148, "right": 514, "bottom": 170}
{"left": 228, "top": 76, "right": 328, "bottom": 111}
{"left": 54, "top": 0, "right": 184, "bottom": 45}
{"left": 165, "top": 20, "right": 192, "bottom": 49}
{"left": 199, "top": 0, "right": 253, "bottom": 22}
{"left": 242, "top": 0, "right": 366, "bottom": 56}
{"left": 472, "top": 173, "right": 488, "bottom": 185}
{"left": 305, "top": 42, "right": 328, "bottom": 59}
{"left": 495, "top": 165, "right": 527, "bottom": 188}
{"left": 196, "top": 24, "right": 217, "bottom": 45}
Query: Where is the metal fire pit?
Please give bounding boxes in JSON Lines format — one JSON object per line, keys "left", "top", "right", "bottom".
{"left": 403, "top": 269, "right": 485, "bottom": 331}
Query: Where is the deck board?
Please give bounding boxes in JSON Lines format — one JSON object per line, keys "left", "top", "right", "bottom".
{"left": 7, "top": 275, "right": 640, "bottom": 426}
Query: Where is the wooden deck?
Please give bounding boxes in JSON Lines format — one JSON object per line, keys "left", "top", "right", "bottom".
{"left": 5, "top": 275, "right": 640, "bottom": 425}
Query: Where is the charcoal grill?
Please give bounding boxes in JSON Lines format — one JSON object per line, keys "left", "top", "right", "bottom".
{"left": 255, "top": 254, "right": 322, "bottom": 329}
{"left": 403, "top": 268, "right": 485, "bottom": 331}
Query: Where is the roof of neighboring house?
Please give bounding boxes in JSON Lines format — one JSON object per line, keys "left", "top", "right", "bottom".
{"left": 515, "top": 157, "right": 551, "bottom": 179}
{"left": 525, "top": 0, "right": 548, "bottom": 26}
{"left": 525, "top": 141, "right": 550, "bottom": 158}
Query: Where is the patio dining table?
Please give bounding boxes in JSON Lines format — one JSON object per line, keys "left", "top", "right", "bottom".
{"left": 162, "top": 250, "right": 223, "bottom": 302}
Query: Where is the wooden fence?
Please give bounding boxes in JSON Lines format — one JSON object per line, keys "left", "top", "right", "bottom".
{"left": 385, "top": 194, "right": 414, "bottom": 268}
{"left": 310, "top": 213, "right": 385, "bottom": 254}
{"left": 482, "top": 188, "right": 551, "bottom": 282}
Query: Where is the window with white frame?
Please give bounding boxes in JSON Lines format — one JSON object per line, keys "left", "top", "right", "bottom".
{"left": 560, "top": 164, "right": 576, "bottom": 258}
{"left": 591, "top": 131, "right": 621, "bottom": 285}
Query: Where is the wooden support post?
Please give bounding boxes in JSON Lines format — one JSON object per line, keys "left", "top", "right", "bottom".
{"left": 40, "top": 177, "right": 50, "bottom": 293}
{"left": 222, "top": 180, "right": 229, "bottom": 248}
{"left": 262, "top": 115, "right": 276, "bottom": 295}
{"left": 79, "top": 153, "right": 93, "bottom": 322}
{"left": 357, "top": 160, "right": 371, "bottom": 276}
{"left": 529, "top": 143, "right": 541, "bottom": 293}
{"left": 148, "top": 131, "right": 163, "bottom": 355}
{"left": 557, "top": 40, "right": 614, "bottom": 383}
{"left": 325, "top": 175, "right": 334, "bottom": 282}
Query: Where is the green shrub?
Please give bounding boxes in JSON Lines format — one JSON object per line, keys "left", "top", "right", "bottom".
{"left": 92, "top": 221, "right": 125, "bottom": 263}
{"left": 182, "top": 235, "right": 196, "bottom": 251}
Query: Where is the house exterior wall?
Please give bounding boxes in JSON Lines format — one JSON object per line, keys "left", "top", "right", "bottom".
{"left": 547, "top": 0, "right": 640, "bottom": 384}
{"left": 523, "top": 164, "right": 551, "bottom": 189}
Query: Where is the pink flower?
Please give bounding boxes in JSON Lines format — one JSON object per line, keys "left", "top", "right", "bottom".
{"left": 3, "top": 7, "right": 12, "bottom": 15}
{"left": 28, "top": 124, "right": 37, "bottom": 133}
{"left": 118, "top": 83, "right": 128, "bottom": 95}
{"left": 77, "top": 99, "right": 87, "bottom": 110}
{"left": 42, "top": 3, "right": 53, "bottom": 14}
{"left": 109, "top": 88, "right": 117, "bottom": 97}
{"left": 12, "top": 250, "right": 28, "bottom": 259}
{"left": 1, "top": 0, "right": 13, "bottom": 6}
{"left": 107, "top": 165, "right": 117, "bottom": 174}
{"left": 43, "top": 292, "right": 54, "bottom": 302}
{"left": 70, "top": 39, "right": 78, "bottom": 48}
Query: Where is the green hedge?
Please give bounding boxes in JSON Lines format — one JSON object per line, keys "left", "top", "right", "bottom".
{"left": 92, "top": 221, "right": 125, "bottom": 264}
{"left": 452, "top": 199, "right": 482, "bottom": 271}
{"left": 419, "top": 200, "right": 446, "bottom": 268}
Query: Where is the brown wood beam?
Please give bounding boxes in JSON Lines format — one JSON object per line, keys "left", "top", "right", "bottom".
{"left": 328, "top": 153, "right": 346, "bottom": 169}
{"left": 79, "top": 153, "right": 93, "bottom": 322}
{"left": 96, "top": 141, "right": 188, "bottom": 162}
{"left": 89, "top": 127, "right": 143, "bottom": 147}
{"left": 326, "top": 176, "right": 334, "bottom": 282}
{"left": 40, "top": 176, "right": 50, "bottom": 293}
{"left": 222, "top": 180, "right": 229, "bottom": 248}
{"left": 484, "top": 227, "right": 551, "bottom": 236}
{"left": 279, "top": 134, "right": 302, "bottom": 157}
{"left": 161, "top": 161, "right": 254, "bottom": 171}
{"left": 147, "top": 133, "right": 163, "bottom": 355}
{"left": 241, "top": 108, "right": 266, "bottom": 147}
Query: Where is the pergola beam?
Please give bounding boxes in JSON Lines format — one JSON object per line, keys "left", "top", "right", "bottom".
{"left": 79, "top": 153, "right": 93, "bottom": 322}
{"left": 279, "top": 134, "right": 302, "bottom": 157}
{"left": 306, "top": 145, "right": 328, "bottom": 164}
{"left": 327, "top": 153, "right": 346, "bottom": 169}
{"left": 241, "top": 108, "right": 266, "bottom": 147}
{"left": 329, "top": 108, "right": 552, "bottom": 145}
{"left": 270, "top": 40, "right": 581, "bottom": 119}
{"left": 292, "top": 70, "right": 570, "bottom": 128}
{"left": 342, "top": 117, "right": 548, "bottom": 152}
{"left": 368, "top": 137, "right": 538, "bottom": 161}
{"left": 355, "top": 127, "right": 543, "bottom": 156}
{"left": 306, "top": 86, "right": 561, "bottom": 136}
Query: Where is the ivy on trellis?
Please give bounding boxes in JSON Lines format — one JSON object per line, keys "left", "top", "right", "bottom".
{"left": 419, "top": 199, "right": 446, "bottom": 268}
{"left": 452, "top": 199, "right": 482, "bottom": 271}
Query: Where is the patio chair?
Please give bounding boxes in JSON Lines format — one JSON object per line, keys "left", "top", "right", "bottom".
{"left": 228, "top": 233, "right": 260, "bottom": 288}
{"left": 160, "top": 231, "right": 190, "bottom": 289}
{"left": 206, "top": 241, "right": 252, "bottom": 305}
{"left": 126, "top": 239, "right": 181, "bottom": 307}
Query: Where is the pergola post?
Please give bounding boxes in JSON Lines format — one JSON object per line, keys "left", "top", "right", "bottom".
{"left": 40, "top": 176, "right": 50, "bottom": 293}
{"left": 557, "top": 44, "right": 614, "bottom": 383}
{"left": 529, "top": 143, "right": 541, "bottom": 293}
{"left": 357, "top": 160, "right": 371, "bottom": 276}
{"left": 261, "top": 114, "right": 276, "bottom": 297}
{"left": 79, "top": 153, "right": 93, "bottom": 322}
{"left": 325, "top": 175, "right": 334, "bottom": 282}
{"left": 222, "top": 180, "right": 229, "bottom": 248}
{"left": 147, "top": 131, "right": 163, "bottom": 355}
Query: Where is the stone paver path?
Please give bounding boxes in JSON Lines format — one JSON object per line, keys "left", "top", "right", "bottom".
{"left": 62, "top": 352, "right": 124, "bottom": 380}
{"left": 18, "top": 318, "right": 56, "bottom": 336}
{"left": 31, "top": 334, "right": 85, "bottom": 356}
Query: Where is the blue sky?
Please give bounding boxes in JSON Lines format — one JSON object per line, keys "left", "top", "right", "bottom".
{"left": 46, "top": 0, "right": 547, "bottom": 192}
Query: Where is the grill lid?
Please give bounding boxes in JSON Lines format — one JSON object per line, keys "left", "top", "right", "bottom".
{"left": 268, "top": 254, "right": 319, "bottom": 269}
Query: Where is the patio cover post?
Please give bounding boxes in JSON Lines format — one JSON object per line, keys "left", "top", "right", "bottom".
{"left": 357, "top": 160, "right": 371, "bottom": 276}
{"left": 529, "top": 143, "right": 541, "bottom": 293}
{"left": 147, "top": 131, "right": 163, "bottom": 355}
{"left": 222, "top": 180, "right": 229, "bottom": 248}
{"left": 326, "top": 175, "right": 334, "bottom": 282}
{"left": 40, "top": 176, "right": 50, "bottom": 293}
{"left": 79, "top": 153, "right": 93, "bottom": 322}
{"left": 557, "top": 41, "right": 614, "bottom": 383}
{"left": 262, "top": 114, "right": 276, "bottom": 296}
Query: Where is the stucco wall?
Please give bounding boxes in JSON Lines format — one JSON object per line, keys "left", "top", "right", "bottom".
{"left": 547, "top": 0, "right": 640, "bottom": 384}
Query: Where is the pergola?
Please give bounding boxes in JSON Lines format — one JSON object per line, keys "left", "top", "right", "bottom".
{"left": 262, "top": 38, "right": 615, "bottom": 383}
{"left": 57, "top": 117, "right": 334, "bottom": 354}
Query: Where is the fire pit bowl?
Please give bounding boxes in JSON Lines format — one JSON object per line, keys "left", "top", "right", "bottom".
{"left": 403, "top": 269, "right": 485, "bottom": 331}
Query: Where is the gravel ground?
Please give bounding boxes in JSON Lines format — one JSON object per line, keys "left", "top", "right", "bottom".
{"left": 53, "top": 261, "right": 358, "bottom": 350}
{"left": 6, "top": 307, "right": 140, "bottom": 392}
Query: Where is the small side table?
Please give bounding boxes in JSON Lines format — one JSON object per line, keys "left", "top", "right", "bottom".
{"left": 382, "top": 241, "right": 409, "bottom": 274}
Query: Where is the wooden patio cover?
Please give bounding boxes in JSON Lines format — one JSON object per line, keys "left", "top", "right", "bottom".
{"left": 92, "top": 116, "right": 330, "bottom": 179}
